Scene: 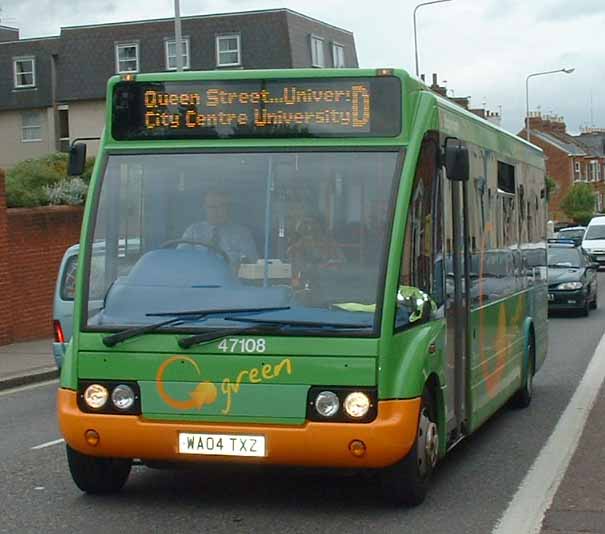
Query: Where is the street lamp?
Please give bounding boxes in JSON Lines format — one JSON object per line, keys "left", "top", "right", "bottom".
{"left": 174, "top": 0, "right": 184, "bottom": 71}
{"left": 525, "top": 67, "right": 575, "bottom": 142}
{"left": 413, "top": 0, "right": 454, "bottom": 78}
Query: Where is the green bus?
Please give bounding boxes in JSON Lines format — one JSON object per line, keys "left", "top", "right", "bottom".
{"left": 58, "top": 68, "right": 548, "bottom": 505}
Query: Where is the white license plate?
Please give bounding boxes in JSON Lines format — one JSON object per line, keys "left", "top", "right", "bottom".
{"left": 178, "top": 433, "right": 266, "bottom": 457}
{"left": 597, "top": 256, "right": 605, "bottom": 261}
{"left": 548, "top": 293, "right": 554, "bottom": 301}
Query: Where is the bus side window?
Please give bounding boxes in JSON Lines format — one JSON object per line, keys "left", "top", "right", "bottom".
{"left": 395, "top": 134, "right": 443, "bottom": 329}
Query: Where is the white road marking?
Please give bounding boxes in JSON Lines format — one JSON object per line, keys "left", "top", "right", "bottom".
{"left": 0, "top": 379, "right": 58, "bottom": 397}
{"left": 492, "top": 328, "right": 605, "bottom": 534}
{"left": 31, "top": 438, "right": 64, "bottom": 450}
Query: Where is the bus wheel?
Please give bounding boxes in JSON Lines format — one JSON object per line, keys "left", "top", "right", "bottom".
{"left": 380, "top": 390, "right": 438, "bottom": 506}
{"left": 66, "top": 445, "right": 132, "bottom": 494}
{"left": 511, "top": 337, "right": 535, "bottom": 409}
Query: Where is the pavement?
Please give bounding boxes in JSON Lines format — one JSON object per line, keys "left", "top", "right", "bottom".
{"left": 0, "top": 338, "right": 58, "bottom": 390}
{"left": 540, "top": 382, "right": 605, "bottom": 534}
{"left": 0, "top": 337, "right": 603, "bottom": 532}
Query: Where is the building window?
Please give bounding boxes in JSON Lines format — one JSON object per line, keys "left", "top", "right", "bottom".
{"left": 58, "top": 105, "right": 70, "bottom": 152}
{"left": 591, "top": 160, "right": 600, "bottom": 182}
{"left": 332, "top": 43, "right": 345, "bottom": 68}
{"left": 14, "top": 57, "right": 36, "bottom": 88}
{"left": 115, "top": 43, "right": 139, "bottom": 73}
{"left": 310, "top": 35, "right": 325, "bottom": 67}
{"left": 165, "top": 38, "right": 190, "bottom": 70}
{"left": 22, "top": 111, "right": 42, "bottom": 142}
{"left": 574, "top": 161, "right": 581, "bottom": 181}
{"left": 216, "top": 34, "right": 241, "bottom": 67}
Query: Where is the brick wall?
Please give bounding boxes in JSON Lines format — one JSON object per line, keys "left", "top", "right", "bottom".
{"left": 0, "top": 170, "right": 12, "bottom": 345}
{"left": 0, "top": 171, "right": 83, "bottom": 344}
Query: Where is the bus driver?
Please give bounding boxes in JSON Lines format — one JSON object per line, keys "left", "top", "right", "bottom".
{"left": 182, "top": 191, "right": 258, "bottom": 266}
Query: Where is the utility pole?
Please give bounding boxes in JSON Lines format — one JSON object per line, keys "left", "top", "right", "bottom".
{"left": 174, "top": 0, "right": 184, "bottom": 71}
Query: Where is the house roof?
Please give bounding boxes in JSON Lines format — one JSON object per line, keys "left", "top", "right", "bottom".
{"left": 532, "top": 130, "right": 588, "bottom": 156}
{"left": 575, "top": 133, "right": 605, "bottom": 157}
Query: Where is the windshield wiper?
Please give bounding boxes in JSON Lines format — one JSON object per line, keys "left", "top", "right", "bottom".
{"left": 178, "top": 324, "right": 285, "bottom": 349}
{"left": 178, "top": 317, "right": 372, "bottom": 349}
{"left": 102, "top": 306, "right": 290, "bottom": 347}
{"left": 103, "top": 316, "right": 190, "bottom": 347}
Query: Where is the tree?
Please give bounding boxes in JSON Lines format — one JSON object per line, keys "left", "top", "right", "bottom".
{"left": 561, "top": 183, "right": 595, "bottom": 225}
{"left": 5, "top": 153, "right": 94, "bottom": 207}
{"left": 545, "top": 176, "right": 557, "bottom": 200}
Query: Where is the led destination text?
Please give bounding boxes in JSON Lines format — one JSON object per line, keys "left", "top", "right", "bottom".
{"left": 143, "top": 84, "right": 371, "bottom": 130}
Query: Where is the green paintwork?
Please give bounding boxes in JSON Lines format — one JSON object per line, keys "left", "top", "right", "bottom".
{"left": 77, "top": 352, "right": 376, "bottom": 386}
{"left": 63, "top": 68, "right": 547, "bottom": 452}
{"left": 139, "top": 381, "right": 308, "bottom": 420}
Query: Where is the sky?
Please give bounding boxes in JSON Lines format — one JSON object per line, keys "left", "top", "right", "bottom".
{"left": 1, "top": 0, "right": 603, "bottom": 134}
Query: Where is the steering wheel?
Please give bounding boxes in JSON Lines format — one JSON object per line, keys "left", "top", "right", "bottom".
{"left": 159, "top": 239, "right": 230, "bottom": 265}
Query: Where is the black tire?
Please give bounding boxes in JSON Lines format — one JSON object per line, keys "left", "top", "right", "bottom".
{"left": 66, "top": 445, "right": 132, "bottom": 494}
{"left": 511, "top": 337, "right": 535, "bottom": 409}
{"left": 581, "top": 298, "right": 590, "bottom": 317}
{"left": 591, "top": 291, "right": 598, "bottom": 310}
{"left": 380, "top": 389, "right": 439, "bottom": 506}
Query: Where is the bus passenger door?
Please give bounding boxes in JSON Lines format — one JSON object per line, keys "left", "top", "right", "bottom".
{"left": 443, "top": 138, "right": 471, "bottom": 444}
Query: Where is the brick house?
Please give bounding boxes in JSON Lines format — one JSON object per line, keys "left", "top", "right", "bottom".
{"left": 518, "top": 114, "right": 605, "bottom": 224}
{"left": 0, "top": 9, "right": 358, "bottom": 169}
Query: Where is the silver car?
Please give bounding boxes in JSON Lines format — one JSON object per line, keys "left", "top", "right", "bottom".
{"left": 53, "top": 239, "right": 140, "bottom": 369}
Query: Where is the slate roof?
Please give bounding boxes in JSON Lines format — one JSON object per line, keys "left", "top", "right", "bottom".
{"left": 575, "top": 133, "right": 605, "bottom": 157}
{"left": 0, "top": 9, "right": 358, "bottom": 110}
{"left": 532, "top": 131, "right": 588, "bottom": 156}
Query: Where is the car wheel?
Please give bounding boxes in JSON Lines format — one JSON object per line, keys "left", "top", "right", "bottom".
{"left": 66, "top": 445, "right": 131, "bottom": 494}
{"left": 380, "top": 388, "right": 438, "bottom": 506}
{"left": 581, "top": 299, "right": 590, "bottom": 317}
{"left": 591, "top": 290, "right": 598, "bottom": 310}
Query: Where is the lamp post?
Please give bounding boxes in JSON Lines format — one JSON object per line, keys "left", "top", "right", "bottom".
{"left": 174, "top": 0, "right": 184, "bottom": 71}
{"left": 525, "top": 67, "right": 575, "bottom": 142}
{"left": 413, "top": 0, "right": 453, "bottom": 78}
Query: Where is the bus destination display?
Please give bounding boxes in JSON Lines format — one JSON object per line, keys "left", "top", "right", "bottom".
{"left": 112, "top": 77, "right": 401, "bottom": 140}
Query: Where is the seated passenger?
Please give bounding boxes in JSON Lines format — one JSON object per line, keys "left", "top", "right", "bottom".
{"left": 182, "top": 191, "right": 258, "bottom": 266}
{"left": 288, "top": 216, "right": 344, "bottom": 272}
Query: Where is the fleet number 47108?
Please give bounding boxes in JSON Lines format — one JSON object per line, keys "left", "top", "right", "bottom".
{"left": 217, "top": 338, "right": 267, "bottom": 353}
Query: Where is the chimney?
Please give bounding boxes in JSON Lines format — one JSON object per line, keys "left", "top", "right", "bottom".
{"left": 420, "top": 74, "right": 425, "bottom": 82}
{"left": 432, "top": 73, "right": 438, "bottom": 86}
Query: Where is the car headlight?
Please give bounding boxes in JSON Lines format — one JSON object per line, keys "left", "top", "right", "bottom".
{"left": 111, "top": 384, "right": 135, "bottom": 410}
{"left": 83, "top": 384, "right": 109, "bottom": 409}
{"left": 557, "top": 281, "right": 583, "bottom": 290}
{"left": 343, "top": 392, "right": 371, "bottom": 419}
{"left": 315, "top": 391, "right": 340, "bottom": 417}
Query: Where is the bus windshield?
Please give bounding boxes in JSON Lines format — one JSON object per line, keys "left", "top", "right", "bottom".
{"left": 85, "top": 151, "right": 400, "bottom": 333}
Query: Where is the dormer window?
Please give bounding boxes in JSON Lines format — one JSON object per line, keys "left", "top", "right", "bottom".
{"left": 14, "top": 57, "right": 36, "bottom": 88}
{"left": 115, "top": 43, "right": 139, "bottom": 74}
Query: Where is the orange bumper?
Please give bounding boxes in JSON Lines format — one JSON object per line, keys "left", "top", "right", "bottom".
{"left": 57, "top": 389, "right": 420, "bottom": 468}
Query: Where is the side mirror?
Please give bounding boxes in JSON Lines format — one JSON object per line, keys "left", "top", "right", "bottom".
{"left": 68, "top": 143, "right": 87, "bottom": 176}
{"left": 444, "top": 138, "right": 469, "bottom": 181}
{"left": 591, "top": 262, "right": 600, "bottom": 270}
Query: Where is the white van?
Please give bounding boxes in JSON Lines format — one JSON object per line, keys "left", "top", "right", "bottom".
{"left": 582, "top": 216, "right": 605, "bottom": 267}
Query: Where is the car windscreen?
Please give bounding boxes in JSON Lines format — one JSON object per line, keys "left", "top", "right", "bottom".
{"left": 548, "top": 247, "right": 582, "bottom": 268}
{"left": 585, "top": 225, "right": 605, "bottom": 240}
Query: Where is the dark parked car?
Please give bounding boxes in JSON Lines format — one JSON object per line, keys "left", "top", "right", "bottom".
{"left": 547, "top": 241, "right": 598, "bottom": 316}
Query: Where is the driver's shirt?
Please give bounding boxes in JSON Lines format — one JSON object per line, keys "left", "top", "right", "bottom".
{"left": 181, "top": 221, "right": 258, "bottom": 265}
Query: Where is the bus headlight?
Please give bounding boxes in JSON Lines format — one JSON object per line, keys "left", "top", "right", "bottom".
{"left": 343, "top": 392, "right": 371, "bottom": 419}
{"left": 83, "top": 384, "right": 109, "bottom": 409}
{"left": 315, "top": 391, "right": 340, "bottom": 417}
{"left": 111, "top": 384, "right": 135, "bottom": 410}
